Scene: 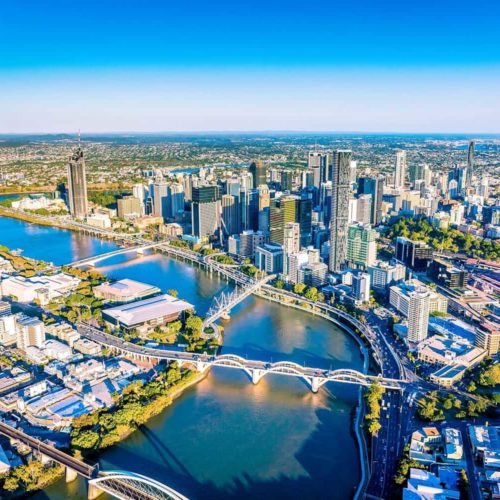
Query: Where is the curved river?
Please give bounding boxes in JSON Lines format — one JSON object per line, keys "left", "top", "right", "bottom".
{"left": 0, "top": 216, "right": 363, "bottom": 499}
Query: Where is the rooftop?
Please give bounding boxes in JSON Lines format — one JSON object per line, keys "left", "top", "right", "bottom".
{"left": 103, "top": 294, "right": 193, "bottom": 326}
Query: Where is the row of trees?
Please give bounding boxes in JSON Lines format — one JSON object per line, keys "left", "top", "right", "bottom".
{"left": 1, "top": 461, "right": 62, "bottom": 495}
{"left": 364, "top": 382, "right": 385, "bottom": 435}
{"left": 71, "top": 363, "right": 192, "bottom": 453}
{"left": 386, "top": 216, "right": 500, "bottom": 260}
{"left": 0, "top": 245, "right": 49, "bottom": 277}
{"left": 417, "top": 391, "right": 490, "bottom": 421}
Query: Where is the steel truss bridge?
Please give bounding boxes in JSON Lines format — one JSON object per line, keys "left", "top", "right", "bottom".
{"left": 0, "top": 422, "right": 188, "bottom": 500}
{"left": 77, "top": 323, "right": 404, "bottom": 391}
{"left": 203, "top": 273, "right": 275, "bottom": 327}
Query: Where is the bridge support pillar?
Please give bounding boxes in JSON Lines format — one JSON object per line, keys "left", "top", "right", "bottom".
{"left": 87, "top": 482, "right": 104, "bottom": 499}
{"left": 195, "top": 361, "right": 210, "bottom": 372}
{"left": 310, "top": 377, "right": 321, "bottom": 393}
{"left": 65, "top": 466, "right": 78, "bottom": 483}
{"left": 251, "top": 369, "right": 265, "bottom": 385}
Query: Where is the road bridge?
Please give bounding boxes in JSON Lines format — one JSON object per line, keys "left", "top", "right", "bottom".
{"left": 0, "top": 421, "right": 189, "bottom": 499}
{"left": 69, "top": 243, "right": 161, "bottom": 268}
{"left": 77, "top": 323, "right": 405, "bottom": 391}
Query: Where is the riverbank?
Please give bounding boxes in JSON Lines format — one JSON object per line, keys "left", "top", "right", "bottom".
{"left": 1, "top": 212, "right": 368, "bottom": 498}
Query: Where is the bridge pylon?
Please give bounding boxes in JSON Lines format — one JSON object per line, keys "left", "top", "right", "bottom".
{"left": 250, "top": 369, "right": 265, "bottom": 385}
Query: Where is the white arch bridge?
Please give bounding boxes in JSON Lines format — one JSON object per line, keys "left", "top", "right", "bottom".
{"left": 0, "top": 422, "right": 189, "bottom": 500}
{"left": 77, "top": 323, "right": 405, "bottom": 392}
{"left": 89, "top": 471, "right": 189, "bottom": 500}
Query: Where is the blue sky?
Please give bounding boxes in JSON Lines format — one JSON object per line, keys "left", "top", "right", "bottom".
{"left": 1, "top": 0, "right": 499, "bottom": 133}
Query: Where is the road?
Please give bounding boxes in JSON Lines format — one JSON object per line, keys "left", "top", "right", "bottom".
{"left": 77, "top": 323, "right": 403, "bottom": 390}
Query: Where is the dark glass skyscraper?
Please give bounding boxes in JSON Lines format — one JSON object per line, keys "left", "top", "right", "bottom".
{"left": 466, "top": 140, "right": 475, "bottom": 188}
{"left": 67, "top": 147, "right": 88, "bottom": 218}
{"left": 329, "top": 150, "right": 352, "bottom": 273}
{"left": 249, "top": 160, "right": 267, "bottom": 187}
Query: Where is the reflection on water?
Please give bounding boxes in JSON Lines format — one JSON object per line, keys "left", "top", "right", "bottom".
{"left": 0, "top": 216, "right": 363, "bottom": 500}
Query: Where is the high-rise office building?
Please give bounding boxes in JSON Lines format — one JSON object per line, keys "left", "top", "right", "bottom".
{"left": 67, "top": 147, "right": 88, "bottom": 218}
{"left": 355, "top": 194, "right": 372, "bottom": 224}
{"left": 466, "top": 140, "right": 475, "bottom": 188}
{"left": 395, "top": 237, "right": 433, "bottom": 272}
{"left": 308, "top": 151, "right": 330, "bottom": 188}
{"left": 298, "top": 197, "right": 313, "bottom": 247}
{"left": 283, "top": 222, "right": 300, "bottom": 255}
{"left": 352, "top": 272, "right": 371, "bottom": 303}
{"left": 240, "top": 188, "right": 259, "bottom": 231}
{"left": 447, "top": 165, "right": 467, "bottom": 198}
{"left": 347, "top": 223, "right": 378, "bottom": 269}
{"left": 117, "top": 196, "right": 142, "bottom": 218}
{"left": 221, "top": 194, "right": 240, "bottom": 237}
{"left": 357, "top": 176, "right": 384, "bottom": 225}
{"left": 249, "top": 160, "right": 267, "bottom": 187}
{"left": 191, "top": 185, "right": 221, "bottom": 240}
{"left": 257, "top": 185, "right": 270, "bottom": 234}
{"left": 368, "top": 260, "right": 406, "bottom": 293}
{"left": 153, "top": 182, "right": 169, "bottom": 219}
{"left": 280, "top": 170, "right": 293, "bottom": 192}
{"left": 269, "top": 195, "right": 298, "bottom": 245}
{"left": 329, "top": 150, "right": 352, "bottom": 273}
{"left": 394, "top": 150, "right": 407, "bottom": 189}
{"left": 389, "top": 281, "right": 431, "bottom": 343}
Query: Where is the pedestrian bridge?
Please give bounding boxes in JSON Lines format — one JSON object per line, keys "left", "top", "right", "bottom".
{"left": 78, "top": 323, "right": 405, "bottom": 391}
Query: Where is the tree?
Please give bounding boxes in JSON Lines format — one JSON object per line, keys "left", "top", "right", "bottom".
{"left": 274, "top": 279, "right": 285, "bottom": 289}
{"left": 3, "top": 476, "right": 19, "bottom": 492}
{"left": 167, "top": 289, "right": 179, "bottom": 298}
{"left": 293, "top": 283, "right": 307, "bottom": 295}
{"left": 185, "top": 315, "right": 203, "bottom": 339}
{"left": 71, "top": 430, "right": 100, "bottom": 450}
{"left": 304, "top": 287, "right": 319, "bottom": 301}
{"left": 467, "top": 381, "right": 477, "bottom": 392}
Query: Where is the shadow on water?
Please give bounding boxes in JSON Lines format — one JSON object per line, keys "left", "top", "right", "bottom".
{"left": 94, "top": 402, "right": 359, "bottom": 500}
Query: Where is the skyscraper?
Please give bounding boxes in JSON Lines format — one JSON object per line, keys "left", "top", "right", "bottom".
{"left": 269, "top": 195, "right": 298, "bottom": 245}
{"left": 329, "top": 150, "right": 352, "bottom": 273}
{"left": 221, "top": 194, "right": 240, "bottom": 237}
{"left": 249, "top": 160, "right": 267, "bottom": 187}
{"left": 347, "top": 223, "right": 378, "bottom": 269}
{"left": 357, "top": 176, "right": 384, "bottom": 225}
{"left": 308, "top": 151, "right": 330, "bottom": 188}
{"left": 191, "top": 185, "right": 221, "bottom": 240}
{"left": 389, "top": 282, "right": 431, "bottom": 343}
{"left": 466, "top": 140, "right": 475, "bottom": 188}
{"left": 355, "top": 194, "right": 372, "bottom": 224}
{"left": 67, "top": 147, "right": 88, "bottom": 218}
{"left": 394, "top": 149, "right": 407, "bottom": 189}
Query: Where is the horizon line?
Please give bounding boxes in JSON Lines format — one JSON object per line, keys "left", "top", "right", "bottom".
{"left": 1, "top": 130, "right": 500, "bottom": 137}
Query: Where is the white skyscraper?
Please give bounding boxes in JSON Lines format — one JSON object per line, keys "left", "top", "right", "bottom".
{"left": 394, "top": 150, "right": 407, "bottom": 189}
{"left": 389, "top": 282, "right": 431, "bottom": 343}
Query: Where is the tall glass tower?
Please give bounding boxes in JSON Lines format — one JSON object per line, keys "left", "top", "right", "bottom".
{"left": 67, "top": 147, "right": 88, "bottom": 218}
{"left": 466, "top": 140, "right": 475, "bottom": 188}
{"left": 329, "top": 150, "right": 352, "bottom": 273}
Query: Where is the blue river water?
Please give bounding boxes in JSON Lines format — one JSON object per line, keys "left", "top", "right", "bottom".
{"left": 0, "top": 214, "right": 363, "bottom": 499}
